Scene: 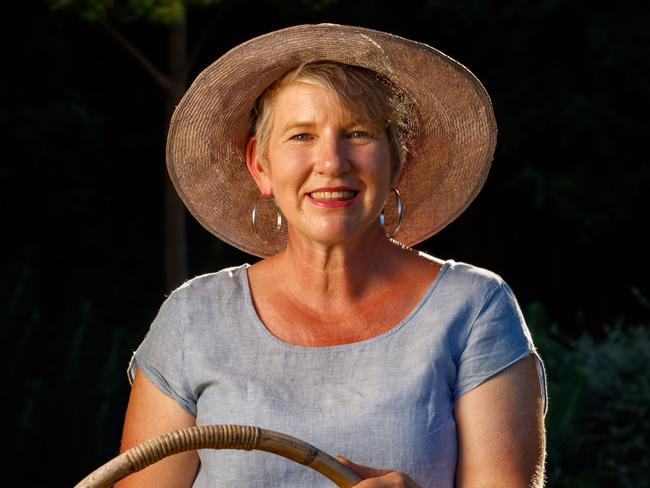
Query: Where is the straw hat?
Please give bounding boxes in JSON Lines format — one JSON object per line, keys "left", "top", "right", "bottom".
{"left": 166, "top": 23, "right": 497, "bottom": 257}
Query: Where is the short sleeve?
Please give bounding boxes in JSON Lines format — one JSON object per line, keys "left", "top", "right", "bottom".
{"left": 127, "top": 290, "right": 197, "bottom": 416}
{"left": 454, "top": 281, "right": 547, "bottom": 413}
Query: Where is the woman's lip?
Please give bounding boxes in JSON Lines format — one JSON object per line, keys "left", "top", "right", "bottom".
{"left": 307, "top": 189, "right": 359, "bottom": 208}
{"left": 309, "top": 190, "right": 357, "bottom": 199}
{"left": 307, "top": 186, "right": 357, "bottom": 194}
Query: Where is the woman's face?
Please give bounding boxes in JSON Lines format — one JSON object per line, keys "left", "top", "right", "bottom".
{"left": 249, "top": 81, "right": 393, "bottom": 248}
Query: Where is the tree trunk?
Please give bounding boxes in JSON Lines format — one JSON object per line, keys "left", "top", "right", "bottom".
{"left": 163, "top": 20, "right": 189, "bottom": 292}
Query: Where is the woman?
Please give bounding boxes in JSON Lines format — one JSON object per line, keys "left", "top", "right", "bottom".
{"left": 117, "top": 24, "right": 547, "bottom": 487}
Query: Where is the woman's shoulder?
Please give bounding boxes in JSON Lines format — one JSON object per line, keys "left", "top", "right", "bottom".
{"left": 166, "top": 263, "right": 251, "bottom": 302}
{"left": 447, "top": 259, "right": 505, "bottom": 285}
{"left": 416, "top": 252, "right": 507, "bottom": 296}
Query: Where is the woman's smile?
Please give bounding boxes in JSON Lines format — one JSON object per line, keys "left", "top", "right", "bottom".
{"left": 307, "top": 187, "right": 360, "bottom": 208}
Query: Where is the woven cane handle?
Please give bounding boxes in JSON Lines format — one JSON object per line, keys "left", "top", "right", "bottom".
{"left": 74, "top": 424, "right": 362, "bottom": 488}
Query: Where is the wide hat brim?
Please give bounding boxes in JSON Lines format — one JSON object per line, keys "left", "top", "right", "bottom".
{"left": 167, "top": 23, "right": 497, "bottom": 257}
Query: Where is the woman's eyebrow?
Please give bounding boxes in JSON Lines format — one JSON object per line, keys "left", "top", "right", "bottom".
{"left": 280, "top": 121, "right": 316, "bottom": 134}
{"left": 279, "top": 119, "right": 372, "bottom": 135}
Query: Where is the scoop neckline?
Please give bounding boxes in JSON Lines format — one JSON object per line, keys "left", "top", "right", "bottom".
{"left": 239, "top": 260, "right": 452, "bottom": 352}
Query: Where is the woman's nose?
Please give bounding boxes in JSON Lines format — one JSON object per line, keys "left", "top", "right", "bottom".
{"left": 313, "top": 136, "right": 351, "bottom": 175}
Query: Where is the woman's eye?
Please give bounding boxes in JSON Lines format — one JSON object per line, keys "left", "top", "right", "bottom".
{"left": 290, "top": 133, "right": 311, "bottom": 141}
{"left": 348, "top": 130, "right": 372, "bottom": 139}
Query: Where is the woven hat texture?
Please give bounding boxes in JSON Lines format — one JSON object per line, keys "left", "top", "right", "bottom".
{"left": 166, "top": 23, "right": 497, "bottom": 257}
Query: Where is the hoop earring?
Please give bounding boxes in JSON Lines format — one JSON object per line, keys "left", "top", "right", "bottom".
{"left": 251, "top": 195, "right": 282, "bottom": 242}
{"left": 379, "top": 188, "right": 404, "bottom": 238}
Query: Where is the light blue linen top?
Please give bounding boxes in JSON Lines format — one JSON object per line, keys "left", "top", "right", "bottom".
{"left": 129, "top": 259, "right": 546, "bottom": 487}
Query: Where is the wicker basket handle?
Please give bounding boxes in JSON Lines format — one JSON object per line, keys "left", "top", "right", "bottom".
{"left": 74, "top": 424, "right": 363, "bottom": 488}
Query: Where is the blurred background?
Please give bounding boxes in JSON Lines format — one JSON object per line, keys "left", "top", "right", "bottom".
{"left": 3, "top": 0, "right": 648, "bottom": 486}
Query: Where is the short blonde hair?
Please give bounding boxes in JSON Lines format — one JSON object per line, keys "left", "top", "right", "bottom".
{"left": 251, "top": 62, "right": 411, "bottom": 180}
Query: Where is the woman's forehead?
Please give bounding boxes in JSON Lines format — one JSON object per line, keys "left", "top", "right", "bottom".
{"left": 271, "top": 81, "right": 381, "bottom": 129}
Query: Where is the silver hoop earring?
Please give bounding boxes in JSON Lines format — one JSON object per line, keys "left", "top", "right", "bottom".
{"left": 379, "top": 188, "right": 404, "bottom": 238}
{"left": 251, "top": 195, "right": 282, "bottom": 242}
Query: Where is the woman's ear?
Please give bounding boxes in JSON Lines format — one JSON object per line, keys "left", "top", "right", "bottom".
{"left": 245, "top": 136, "right": 273, "bottom": 196}
{"left": 390, "top": 153, "right": 406, "bottom": 188}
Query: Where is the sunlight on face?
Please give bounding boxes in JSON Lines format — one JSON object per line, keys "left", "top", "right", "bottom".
{"left": 263, "top": 81, "right": 393, "bottom": 248}
{"left": 252, "top": 62, "right": 408, "bottom": 181}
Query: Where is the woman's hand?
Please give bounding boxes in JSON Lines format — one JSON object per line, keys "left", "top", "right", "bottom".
{"left": 336, "top": 456, "right": 422, "bottom": 487}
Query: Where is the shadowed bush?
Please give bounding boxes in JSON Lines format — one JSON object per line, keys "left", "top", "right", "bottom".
{"left": 529, "top": 305, "right": 650, "bottom": 487}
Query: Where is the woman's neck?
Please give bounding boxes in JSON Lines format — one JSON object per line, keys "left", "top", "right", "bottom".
{"left": 269, "top": 226, "right": 408, "bottom": 311}
{"left": 246, "top": 226, "right": 442, "bottom": 346}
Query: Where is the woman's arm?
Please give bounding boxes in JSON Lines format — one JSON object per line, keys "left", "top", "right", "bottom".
{"left": 455, "top": 354, "right": 546, "bottom": 488}
{"left": 339, "top": 355, "right": 545, "bottom": 487}
{"left": 114, "top": 368, "right": 199, "bottom": 488}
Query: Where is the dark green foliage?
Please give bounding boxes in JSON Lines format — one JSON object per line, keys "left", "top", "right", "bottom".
{"left": 48, "top": 0, "right": 223, "bottom": 23}
{"left": 530, "top": 306, "right": 650, "bottom": 487}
